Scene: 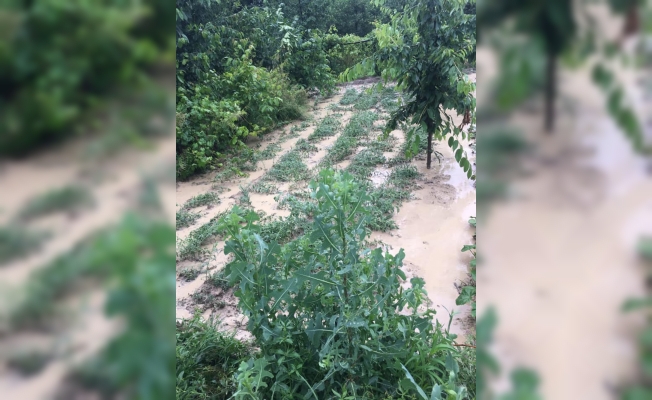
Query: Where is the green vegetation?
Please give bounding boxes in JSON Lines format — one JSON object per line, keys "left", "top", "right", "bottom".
{"left": 0, "top": 226, "right": 49, "bottom": 266}
{"left": 264, "top": 150, "right": 312, "bottom": 182}
{"left": 308, "top": 114, "right": 343, "bottom": 142}
{"left": 455, "top": 218, "right": 477, "bottom": 318}
{"left": 176, "top": 209, "right": 201, "bottom": 230}
{"left": 176, "top": 314, "right": 253, "bottom": 400}
{"left": 175, "top": 0, "right": 380, "bottom": 180}
{"left": 1, "top": 0, "right": 174, "bottom": 157}
{"left": 182, "top": 193, "right": 220, "bottom": 210}
{"left": 18, "top": 186, "right": 93, "bottom": 221}
{"left": 343, "top": 0, "right": 476, "bottom": 175}
{"left": 214, "top": 170, "right": 471, "bottom": 399}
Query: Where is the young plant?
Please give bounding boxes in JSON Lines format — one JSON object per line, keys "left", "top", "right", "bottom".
{"left": 18, "top": 185, "right": 93, "bottom": 221}
{"left": 220, "top": 169, "right": 470, "bottom": 399}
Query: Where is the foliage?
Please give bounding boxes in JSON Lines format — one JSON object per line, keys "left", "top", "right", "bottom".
{"left": 308, "top": 114, "right": 343, "bottom": 141}
{"left": 182, "top": 192, "right": 220, "bottom": 210}
{"left": 176, "top": 313, "right": 253, "bottom": 400}
{"left": 177, "top": 209, "right": 201, "bottom": 230}
{"left": 0, "top": 225, "right": 49, "bottom": 266}
{"left": 343, "top": 0, "right": 476, "bottom": 176}
{"left": 0, "top": 0, "right": 173, "bottom": 156}
{"left": 264, "top": 149, "right": 312, "bottom": 182}
{"left": 219, "top": 169, "right": 470, "bottom": 399}
{"left": 17, "top": 185, "right": 93, "bottom": 221}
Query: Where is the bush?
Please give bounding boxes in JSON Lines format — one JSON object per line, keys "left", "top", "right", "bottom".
{"left": 325, "top": 33, "right": 377, "bottom": 76}
{"left": 0, "top": 0, "right": 171, "bottom": 156}
{"left": 220, "top": 169, "right": 471, "bottom": 399}
{"left": 176, "top": 45, "right": 306, "bottom": 180}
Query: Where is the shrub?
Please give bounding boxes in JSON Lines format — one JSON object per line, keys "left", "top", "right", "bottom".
{"left": 220, "top": 169, "right": 471, "bottom": 399}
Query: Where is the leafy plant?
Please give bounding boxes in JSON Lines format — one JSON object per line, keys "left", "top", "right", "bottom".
{"left": 177, "top": 209, "right": 201, "bottom": 230}
{"left": 18, "top": 185, "right": 93, "bottom": 221}
{"left": 308, "top": 114, "right": 343, "bottom": 142}
{"left": 176, "top": 313, "right": 253, "bottom": 400}
{"left": 0, "top": 226, "right": 49, "bottom": 266}
{"left": 220, "top": 169, "right": 471, "bottom": 399}
{"left": 264, "top": 150, "right": 312, "bottom": 182}
{"left": 182, "top": 193, "right": 220, "bottom": 210}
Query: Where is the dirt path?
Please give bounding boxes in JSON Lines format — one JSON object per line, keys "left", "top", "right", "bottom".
{"left": 176, "top": 77, "right": 477, "bottom": 338}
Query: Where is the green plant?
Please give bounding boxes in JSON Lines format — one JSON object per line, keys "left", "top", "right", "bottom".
{"left": 179, "top": 267, "right": 201, "bottom": 282}
{"left": 340, "top": 89, "right": 360, "bottom": 105}
{"left": 0, "top": 226, "right": 49, "bottom": 266}
{"left": 18, "top": 185, "right": 93, "bottom": 221}
{"left": 182, "top": 193, "right": 220, "bottom": 210}
{"left": 308, "top": 114, "right": 342, "bottom": 142}
{"left": 249, "top": 181, "right": 279, "bottom": 195}
{"left": 177, "top": 209, "right": 201, "bottom": 230}
{"left": 176, "top": 313, "right": 253, "bottom": 400}
{"left": 264, "top": 150, "right": 312, "bottom": 182}
{"left": 220, "top": 169, "right": 470, "bottom": 399}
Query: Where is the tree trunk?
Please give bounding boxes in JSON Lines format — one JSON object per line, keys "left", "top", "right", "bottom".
{"left": 427, "top": 131, "right": 433, "bottom": 169}
{"left": 544, "top": 51, "right": 556, "bottom": 133}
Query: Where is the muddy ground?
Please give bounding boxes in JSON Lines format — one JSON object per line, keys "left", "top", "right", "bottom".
{"left": 175, "top": 76, "right": 477, "bottom": 340}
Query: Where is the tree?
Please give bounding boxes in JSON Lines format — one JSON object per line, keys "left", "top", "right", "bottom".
{"left": 343, "top": 0, "right": 476, "bottom": 176}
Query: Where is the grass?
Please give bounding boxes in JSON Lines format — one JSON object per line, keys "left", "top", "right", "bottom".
{"left": 182, "top": 192, "right": 220, "bottom": 209}
{"left": 264, "top": 150, "right": 312, "bottom": 182}
{"left": 18, "top": 185, "right": 93, "bottom": 221}
{"left": 177, "top": 219, "right": 222, "bottom": 261}
{"left": 206, "top": 269, "right": 232, "bottom": 291}
{"left": 294, "top": 138, "right": 318, "bottom": 153}
{"left": 248, "top": 181, "right": 278, "bottom": 194}
{"left": 354, "top": 88, "right": 381, "bottom": 110}
{"left": 255, "top": 142, "right": 282, "bottom": 161}
{"left": 346, "top": 147, "right": 386, "bottom": 178}
{"left": 178, "top": 267, "right": 201, "bottom": 282}
{"left": 176, "top": 313, "right": 253, "bottom": 400}
{"left": 320, "top": 111, "right": 380, "bottom": 167}
{"left": 307, "top": 114, "right": 342, "bottom": 142}
{"left": 339, "top": 88, "right": 359, "bottom": 105}
{"left": 0, "top": 226, "right": 49, "bottom": 266}
{"left": 176, "top": 209, "right": 201, "bottom": 230}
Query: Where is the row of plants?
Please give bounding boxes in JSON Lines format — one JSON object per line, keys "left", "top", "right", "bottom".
{"left": 177, "top": 169, "right": 476, "bottom": 399}
{"left": 175, "top": 0, "right": 379, "bottom": 179}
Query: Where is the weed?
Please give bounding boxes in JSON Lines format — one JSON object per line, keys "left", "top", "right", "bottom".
{"left": 343, "top": 110, "right": 378, "bottom": 138}
{"left": 294, "top": 138, "right": 318, "bottom": 154}
{"left": 176, "top": 209, "right": 201, "bottom": 230}
{"left": 307, "top": 114, "right": 342, "bottom": 142}
{"left": 238, "top": 185, "right": 251, "bottom": 206}
{"left": 346, "top": 148, "right": 386, "bottom": 178}
{"left": 388, "top": 164, "right": 420, "bottom": 188}
{"left": 179, "top": 267, "right": 201, "bottom": 282}
{"left": 248, "top": 181, "right": 278, "bottom": 194}
{"left": 177, "top": 220, "right": 221, "bottom": 261}
{"left": 213, "top": 166, "right": 247, "bottom": 184}
{"left": 264, "top": 150, "right": 311, "bottom": 182}
{"left": 18, "top": 185, "right": 93, "bottom": 221}
{"left": 221, "top": 169, "right": 471, "bottom": 398}
{"left": 0, "top": 226, "right": 49, "bottom": 266}
{"left": 320, "top": 135, "right": 357, "bottom": 166}
{"left": 354, "top": 88, "right": 380, "bottom": 110}
{"left": 339, "top": 88, "right": 359, "bottom": 105}
{"left": 7, "top": 351, "right": 52, "bottom": 376}
{"left": 176, "top": 313, "right": 253, "bottom": 400}
{"left": 255, "top": 142, "right": 281, "bottom": 161}
{"left": 207, "top": 269, "right": 232, "bottom": 291}
{"left": 182, "top": 192, "right": 220, "bottom": 209}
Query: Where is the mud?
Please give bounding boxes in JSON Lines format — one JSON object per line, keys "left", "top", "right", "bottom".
{"left": 176, "top": 77, "right": 477, "bottom": 341}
